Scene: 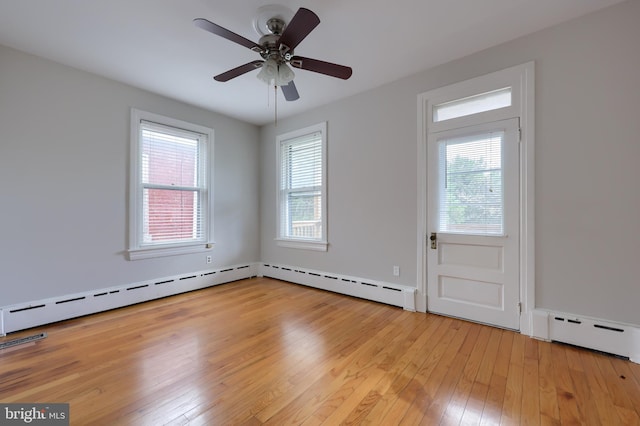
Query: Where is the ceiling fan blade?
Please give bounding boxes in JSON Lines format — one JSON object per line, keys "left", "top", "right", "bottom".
{"left": 194, "top": 18, "right": 263, "bottom": 52}
{"left": 278, "top": 8, "right": 320, "bottom": 51}
{"left": 290, "top": 56, "right": 352, "bottom": 80}
{"left": 214, "top": 60, "right": 264, "bottom": 82}
{"left": 280, "top": 81, "right": 300, "bottom": 101}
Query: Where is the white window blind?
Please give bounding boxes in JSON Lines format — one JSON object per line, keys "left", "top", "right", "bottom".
{"left": 433, "top": 87, "right": 512, "bottom": 123}
{"left": 280, "top": 131, "right": 323, "bottom": 240}
{"left": 438, "top": 131, "right": 504, "bottom": 235}
{"left": 138, "top": 120, "right": 207, "bottom": 246}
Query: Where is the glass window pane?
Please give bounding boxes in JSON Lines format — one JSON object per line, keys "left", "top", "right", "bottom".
{"left": 287, "top": 191, "right": 322, "bottom": 239}
{"left": 439, "top": 132, "right": 504, "bottom": 235}
{"left": 143, "top": 188, "right": 201, "bottom": 243}
{"left": 141, "top": 129, "right": 199, "bottom": 187}
{"left": 433, "top": 87, "right": 511, "bottom": 122}
{"left": 282, "top": 135, "right": 322, "bottom": 190}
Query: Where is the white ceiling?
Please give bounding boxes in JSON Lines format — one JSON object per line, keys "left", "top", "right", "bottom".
{"left": 0, "top": 0, "right": 625, "bottom": 125}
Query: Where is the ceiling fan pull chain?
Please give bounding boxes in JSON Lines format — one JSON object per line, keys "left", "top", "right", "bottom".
{"left": 274, "top": 85, "right": 278, "bottom": 126}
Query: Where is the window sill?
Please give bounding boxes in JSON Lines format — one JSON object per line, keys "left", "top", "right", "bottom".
{"left": 127, "top": 242, "right": 214, "bottom": 260}
{"left": 275, "top": 238, "right": 328, "bottom": 252}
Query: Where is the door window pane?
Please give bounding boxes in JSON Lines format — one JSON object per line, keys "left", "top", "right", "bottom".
{"left": 439, "top": 131, "right": 504, "bottom": 235}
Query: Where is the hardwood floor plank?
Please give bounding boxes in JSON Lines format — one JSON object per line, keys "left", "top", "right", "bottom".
{"left": 352, "top": 314, "right": 446, "bottom": 424}
{"left": 258, "top": 305, "right": 407, "bottom": 425}
{"left": 579, "top": 350, "right": 622, "bottom": 426}
{"left": 615, "top": 406, "right": 640, "bottom": 426}
{"left": 307, "top": 314, "right": 421, "bottom": 424}
{"left": 550, "top": 343, "right": 585, "bottom": 425}
{"left": 537, "top": 341, "right": 561, "bottom": 426}
{"left": 417, "top": 322, "right": 480, "bottom": 425}
{"left": 479, "top": 330, "right": 512, "bottom": 426}
{"left": 222, "top": 300, "right": 396, "bottom": 424}
{"left": 1, "top": 277, "right": 639, "bottom": 425}
{"left": 460, "top": 327, "right": 502, "bottom": 425}
{"left": 594, "top": 352, "right": 640, "bottom": 418}
{"left": 359, "top": 316, "right": 453, "bottom": 424}
{"left": 609, "top": 357, "right": 640, "bottom": 421}
{"left": 412, "top": 321, "right": 475, "bottom": 424}
{"left": 566, "top": 358, "right": 601, "bottom": 426}
{"left": 440, "top": 325, "right": 492, "bottom": 426}
{"left": 500, "top": 333, "right": 525, "bottom": 425}
{"left": 377, "top": 317, "right": 459, "bottom": 424}
{"left": 321, "top": 313, "right": 432, "bottom": 425}
{"left": 520, "top": 338, "right": 541, "bottom": 425}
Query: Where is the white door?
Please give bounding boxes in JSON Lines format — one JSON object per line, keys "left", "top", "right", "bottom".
{"left": 427, "top": 118, "right": 520, "bottom": 330}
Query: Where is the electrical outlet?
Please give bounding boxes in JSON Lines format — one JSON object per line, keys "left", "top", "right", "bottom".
{"left": 393, "top": 265, "right": 400, "bottom": 276}
{"left": 206, "top": 255, "right": 212, "bottom": 264}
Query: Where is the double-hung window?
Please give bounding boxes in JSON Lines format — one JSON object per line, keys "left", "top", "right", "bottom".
{"left": 128, "top": 109, "right": 213, "bottom": 260}
{"left": 276, "top": 122, "right": 327, "bottom": 251}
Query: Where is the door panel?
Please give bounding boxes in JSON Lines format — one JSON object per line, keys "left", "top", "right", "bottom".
{"left": 438, "top": 276, "right": 503, "bottom": 309}
{"left": 439, "top": 240, "right": 503, "bottom": 270}
{"left": 427, "top": 118, "right": 519, "bottom": 330}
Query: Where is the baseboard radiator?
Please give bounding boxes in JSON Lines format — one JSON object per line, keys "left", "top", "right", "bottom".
{"left": 259, "top": 263, "right": 417, "bottom": 312}
{"left": 531, "top": 309, "right": 640, "bottom": 364}
{"left": 0, "top": 263, "right": 258, "bottom": 336}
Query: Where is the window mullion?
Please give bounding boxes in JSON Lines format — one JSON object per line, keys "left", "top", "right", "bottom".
{"left": 142, "top": 183, "right": 203, "bottom": 192}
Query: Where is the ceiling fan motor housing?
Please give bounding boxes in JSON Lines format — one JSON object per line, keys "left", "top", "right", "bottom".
{"left": 259, "top": 18, "right": 293, "bottom": 64}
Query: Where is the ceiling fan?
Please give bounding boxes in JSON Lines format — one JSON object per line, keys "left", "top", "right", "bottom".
{"left": 194, "top": 7, "right": 353, "bottom": 101}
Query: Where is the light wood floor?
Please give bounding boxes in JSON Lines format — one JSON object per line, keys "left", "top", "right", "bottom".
{"left": 1, "top": 277, "right": 639, "bottom": 425}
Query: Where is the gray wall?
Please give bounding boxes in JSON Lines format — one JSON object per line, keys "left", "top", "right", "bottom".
{"left": 2, "top": 0, "right": 638, "bottom": 327}
{"left": 260, "top": 0, "right": 640, "bottom": 325}
{"left": 0, "top": 45, "right": 260, "bottom": 306}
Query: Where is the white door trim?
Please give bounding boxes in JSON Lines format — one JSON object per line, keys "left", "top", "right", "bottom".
{"left": 416, "top": 62, "right": 535, "bottom": 334}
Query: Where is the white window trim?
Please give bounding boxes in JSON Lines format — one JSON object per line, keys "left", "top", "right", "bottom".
{"left": 417, "top": 62, "right": 535, "bottom": 334}
{"left": 276, "top": 122, "right": 328, "bottom": 251}
{"left": 426, "top": 65, "right": 525, "bottom": 133}
{"left": 128, "top": 109, "right": 214, "bottom": 260}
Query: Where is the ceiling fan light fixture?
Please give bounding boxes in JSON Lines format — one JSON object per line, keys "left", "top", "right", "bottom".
{"left": 276, "top": 63, "right": 295, "bottom": 86}
{"left": 256, "top": 58, "right": 276, "bottom": 84}
{"left": 256, "top": 58, "right": 295, "bottom": 86}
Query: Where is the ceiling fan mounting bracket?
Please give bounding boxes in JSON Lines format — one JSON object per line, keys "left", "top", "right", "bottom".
{"left": 252, "top": 4, "right": 294, "bottom": 37}
{"left": 266, "top": 17, "right": 285, "bottom": 36}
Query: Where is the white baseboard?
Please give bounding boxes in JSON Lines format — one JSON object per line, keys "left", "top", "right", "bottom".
{"left": 528, "top": 309, "right": 640, "bottom": 364}
{"left": 6, "top": 265, "right": 636, "bottom": 365}
{"left": 0, "top": 263, "right": 259, "bottom": 336}
{"left": 259, "top": 263, "right": 417, "bottom": 311}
